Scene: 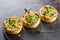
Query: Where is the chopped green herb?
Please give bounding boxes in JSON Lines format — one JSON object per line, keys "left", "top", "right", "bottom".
{"left": 5, "top": 17, "right": 21, "bottom": 29}
{"left": 46, "top": 6, "right": 51, "bottom": 13}
{"left": 51, "top": 12, "right": 55, "bottom": 16}
{"left": 25, "top": 14, "right": 38, "bottom": 24}
{"left": 18, "top": 18, "right": 20, "bottom": 22}
{"left": 43, "top": 6, "right": 52, "bottom": 16}
{"left": 8, "top": 24, "right": 12, "bottom": 29}
{"left": 9, "top": 18, "right": 11, "bottom": 22}
{"left": 46, "top": 7, "right": 49, "bottom": 13}
{"left": 43, "top": 11, "right": 47, "bottom": 15}
{"left": 8, "top": 20, "right": 16, "bottom": 29}
{"left": 11, "top": 20, "right": 16, "bottom": 26}
{"left": 48, "top": 6, "right": 51, "bottom": 10}
{"left": 6, "top": 18, "right": 11, "bottom": 22}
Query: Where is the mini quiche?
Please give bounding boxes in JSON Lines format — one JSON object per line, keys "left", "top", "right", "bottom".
{"left": 39, "top": 5, "right": 58, "bottom": 22}
{"left": 22, "top": 9, "right": 40, "bottom": 28}
{"left": 4, "top": 16, "right": 22, "bottom": 34}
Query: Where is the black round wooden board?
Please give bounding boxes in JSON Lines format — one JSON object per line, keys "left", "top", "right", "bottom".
{"left": 3, "top": 27, "right": 25, "bottom": 40}
{"left": 2, "top": 4, "right": 60, "bottom": 40}
{"left": 3, "top": 14, "right": 60, "bottom": 40}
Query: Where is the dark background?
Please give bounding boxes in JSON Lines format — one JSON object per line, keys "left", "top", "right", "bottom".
{"left": 0, "top": 0, "right": 60, "bottom": 40}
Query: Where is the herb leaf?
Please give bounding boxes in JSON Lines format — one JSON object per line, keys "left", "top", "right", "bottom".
{"left": 18, "top": 34, "right": 22, "bottom": 38}
{"left": 36, "top": 29, "right": 54, "bottom": 33}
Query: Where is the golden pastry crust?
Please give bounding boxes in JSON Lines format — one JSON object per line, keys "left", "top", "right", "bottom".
{"left": 22, "top": 11, "right": 40, "bottom": 28}
{"left": 39, "top": 5, "right": 58, "bottom": 22}
{"left": 4, "top": 16, "right": 22, "bottom": 34}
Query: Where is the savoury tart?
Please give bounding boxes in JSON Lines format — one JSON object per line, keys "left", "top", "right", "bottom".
{"left": 4, "top": 16, "right": 22, "bottom": 34}
{"left": 39, "top": 5, "right": 58, "bottom": 22}
{"left": 22, "top": 9, "right": 40, "bottom": 28}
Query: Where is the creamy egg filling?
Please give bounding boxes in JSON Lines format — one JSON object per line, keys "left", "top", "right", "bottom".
{"left": 43, "top": 6, "right": 56, "bottom": 17}
{"left": 5, "top": 17, "right": 21, "bottom": 29}
{"left": 25, "top": 14, "right": 38, "bottom": 24}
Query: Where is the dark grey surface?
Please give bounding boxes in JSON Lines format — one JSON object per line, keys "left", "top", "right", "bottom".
{"left": 0, "top": 0, "right": 43, "bottom": 40}
{"left": 0, "top": 0, "right": 60, "bottom": 40}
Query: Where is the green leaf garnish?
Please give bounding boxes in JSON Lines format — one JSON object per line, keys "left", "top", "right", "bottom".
{"left": 18, "top": 34, "right": 22, "bottom": 38}
{"left": 36, "top": 29, "right": 54, "bottom": 33}
{"left": 51, "top": 12, "right": 55, "bottom": 16}
{"left": 43, "top": 11, "right": 47, "bottom": 15}
{"left": 36, "top": 29, "right": 43, "bottom": 33}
